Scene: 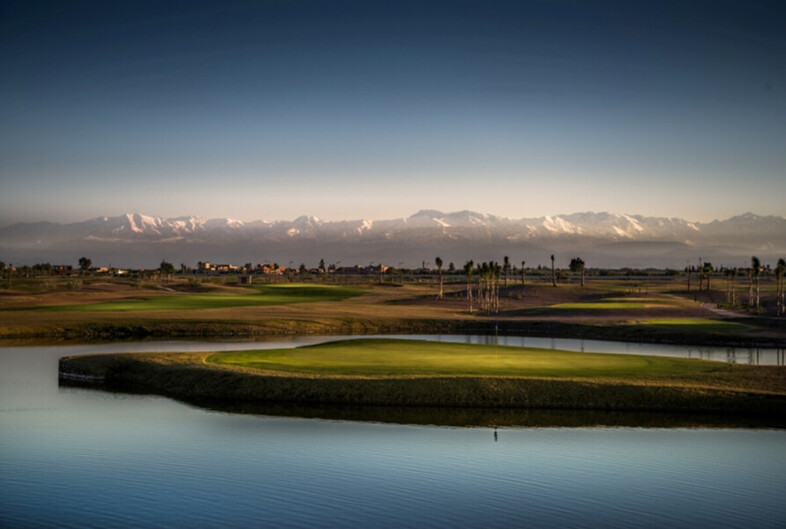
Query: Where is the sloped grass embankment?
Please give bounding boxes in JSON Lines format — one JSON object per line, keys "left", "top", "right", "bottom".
{"left": 60, "top": 339, "right": 786, "bottom": 418}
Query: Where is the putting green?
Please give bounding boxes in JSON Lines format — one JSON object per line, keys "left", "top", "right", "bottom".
{"left": 206, "top": 338, "right": 720, "bottom": 377}
{"left": 38, "top": 284, "right": 364, "bottom": 312}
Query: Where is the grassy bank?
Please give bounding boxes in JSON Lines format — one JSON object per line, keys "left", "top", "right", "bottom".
{"left": 3, "top": 281, "right": 784, "bottom": 346}
{"left": 4, "top": 317, "right": 783, "bottom": 347}
{"left": 60, "top": 339, "right": 786, "bottom": 419}
{"left": 32, "top": 284, "right": 364, "bottom": 312}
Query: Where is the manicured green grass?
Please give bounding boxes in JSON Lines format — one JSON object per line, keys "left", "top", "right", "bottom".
{"left": 554, "top": 302, "right": 648, "bottom": 309}
{"left": 206, "top": 338, "right": 721, "bottom": 377}
{"left": 36, "top": 284, "right": 365, "bottom": 312}
{"left": 553, "top": 297, "right": 681, "bottom": 310}
{"left": 637, "top": 318, "right": 751, "bottom": 333}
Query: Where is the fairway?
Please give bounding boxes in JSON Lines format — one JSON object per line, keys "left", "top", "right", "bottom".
{"left": 37, "top": 284, "right": 364, "bottom": 312}
{"left": 637, "top": 318, "right": 751, "bottom": 332}
{"left": 206, "top": 338, "right": 721, "bottom": 378}
{"left": 553, "top": 297, "right": 683, "bottom": 310}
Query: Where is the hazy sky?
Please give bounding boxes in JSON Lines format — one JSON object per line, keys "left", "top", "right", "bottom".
{"left": 1, "top": 0, "right": 784, "bottom": 226}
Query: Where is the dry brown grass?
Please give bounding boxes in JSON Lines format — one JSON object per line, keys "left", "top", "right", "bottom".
{"left": 3, "top": 279, "right": 784, "bottom": 345}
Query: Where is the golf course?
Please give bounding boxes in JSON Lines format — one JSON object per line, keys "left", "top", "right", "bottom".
{"left": 59, "top": 338, "right": 786, "bottom": 419}
{"left": 1, "top": 276, "right": 784, "bottom": 347}
{"left": 2, "top": 274, "right": 782, "bottom": 419}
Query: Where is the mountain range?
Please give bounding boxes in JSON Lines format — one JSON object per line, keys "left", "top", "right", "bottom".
{"left": 1, "top": 211, "right": 784, "bottom": 269}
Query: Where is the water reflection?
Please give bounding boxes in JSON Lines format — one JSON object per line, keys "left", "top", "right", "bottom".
{"left": 101, "top": 392, "right": 783, "bottom": 430}
{"left": 3, "top": 342, "right": 786, "bottom": 528}
{"left": 434, "top": 334, "right": 785, "bottom": 365}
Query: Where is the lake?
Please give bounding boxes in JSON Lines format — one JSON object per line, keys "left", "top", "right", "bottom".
{"left": 1, "top": 337, "right": 785, "bottom": 528}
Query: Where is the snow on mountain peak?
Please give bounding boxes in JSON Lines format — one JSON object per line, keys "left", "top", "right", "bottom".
{"left": 542, "top": 216, "right": 580, "bottom": 234}
{"left": 357, "top": 219, "right": 374, "bottom": 234}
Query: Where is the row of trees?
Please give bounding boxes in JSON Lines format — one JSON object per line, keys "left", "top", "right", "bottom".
{"left": 747, "top": 256, "right": 786, "bottom": 315}
{"left": 434, "top": 253, "right": 786, "bottom": 317}
{"left": 435, "top": 255, "right": 587, "bottom": 313}
{"left": 698, "top": 256, "right": 786, "bottom": 315}
{"left": 457, "top": 260, "right": 503, "bottom": 313}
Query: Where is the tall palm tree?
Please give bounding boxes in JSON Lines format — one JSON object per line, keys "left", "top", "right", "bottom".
{"left": 751, "top": 256, "right": 761, "bottom": 311}
{"left": 703, "top": 262, "right": 713, "bottom": 292}
{"left": 435, "top": 256, "right": 444, "bottom": 300}
{"left": 478, "top": 262, "right": 488, "bottom": 312}
{"left": 550, "top": 254, "right": 556, "bottom": 287}
{"left": 776, "top": 258, "right": 785, "bottom": 316}
{"left": 493, "top": 261, "right": 501, "bottom": 313}
{"left": 521, "top": 260, "right": 526, "bottom": 286}
{"left": 503, "top": 256, "right": 510, "bottom": 287}
{"left": 463, "top": 260, "right": 474, "bottom": 313}
{"left": 726, "top": 267, "right": 737, "bottom": 306}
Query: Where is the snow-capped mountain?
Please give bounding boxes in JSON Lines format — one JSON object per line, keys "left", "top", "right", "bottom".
{"left": 1, "top": 211, "right": 784, "bottom": 268}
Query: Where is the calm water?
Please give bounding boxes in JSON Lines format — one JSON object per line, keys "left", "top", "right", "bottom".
{"left": 1, "top": 338, "right": 785, "bottom": 528}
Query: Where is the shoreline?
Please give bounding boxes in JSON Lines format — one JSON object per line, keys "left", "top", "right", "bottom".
{"left": 5, "top": 317, "right": 786, "bottom": 348}
{"left": 59, "top": 348, "right": 786, "bottom": 423}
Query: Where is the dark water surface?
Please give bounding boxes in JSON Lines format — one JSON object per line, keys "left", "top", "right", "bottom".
{"left": 1, "top": 339, "right": 785, "bottom": 528}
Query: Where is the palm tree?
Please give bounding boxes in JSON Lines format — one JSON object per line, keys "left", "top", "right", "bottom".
{"left": 463, "top": 260, "right": 474, "bottom": 313}
{"left": 435, "top": 256, "right": 443, "bottom": 300}
{"left": 550, "top": 254, "right": 556, "bottom": 287}
{"left": 477, "top": 262, "right": 487, "bottom": 312}
{"left": 726, "top": 267, "right": 737, "bottom": 306}
{"left": 751, "top": 256, "right": 761, "bottom": 311}
{"left": 569, "top": 257, "right": 586, "bottom": 287}
{"left": 503, "top": 256, "right": 510, "bottom": 287}
{"left": 776, "top": 258, "right": 785, "bottom": 316}
{"left": 703, "top": 262, "right": 713, "bottom": 292}
{"left": 521, "top": 260, "right": 526, "bottom": 286}
{"left": 493, "top": 261, "right": 501, "bottom": 313}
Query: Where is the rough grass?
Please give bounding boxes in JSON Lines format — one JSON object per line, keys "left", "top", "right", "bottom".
{"left": 34, "top": 284, "right": 364, "bottom": 312}
{"left": 4, "top": 281, "right": 784, "bottom": 346}
{"left": 206, "top": 338, "right": 719, "bottom": 378}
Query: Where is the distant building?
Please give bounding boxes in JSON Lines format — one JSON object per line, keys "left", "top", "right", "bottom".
{"left": 256, "top": 264, "right": 287, "bottom": 276}
{"left": 335, "top": 264, "right": 389, "bottom": 275}
{"left": 214, "top": 264, "right": 238, "bottom": 273}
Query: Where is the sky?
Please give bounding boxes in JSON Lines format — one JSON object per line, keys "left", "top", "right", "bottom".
{"left": 1, "top": 0, "right": 785, "bottom": 226}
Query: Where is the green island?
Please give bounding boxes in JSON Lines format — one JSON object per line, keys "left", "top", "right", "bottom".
{"left": 60, "top": 338, "right": 786, "bottom": 419}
